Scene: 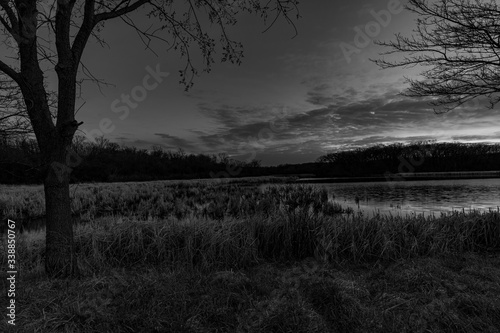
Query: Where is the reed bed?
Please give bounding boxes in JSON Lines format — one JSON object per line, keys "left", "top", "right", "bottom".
{"left": 0, "top": 177, "right": 301, "bottom": 224}
{"left": 80, "top": 209, "right": 500, "bottom": 270}
{"left": 7, "top": 201, "right": 499, "bottom": 276}
{"left": 2, "top": 181, "right": 500, "bottom": 332}
{"left": 2, "top": 182, "right": 500, "bottom": 274}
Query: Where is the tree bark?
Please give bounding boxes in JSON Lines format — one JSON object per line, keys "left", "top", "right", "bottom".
{"left": 44, "top": 161, "right": 79, "bottom": 278}
{"left": 8, "top": 0, "right": 93, "bottom": 279}
{"left": 17, "top": 71, "right": 80, "bottom": 277}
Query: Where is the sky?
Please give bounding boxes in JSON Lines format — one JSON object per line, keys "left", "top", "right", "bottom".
{"left": 6, "top": 0, "right": 500, "bottom": 166}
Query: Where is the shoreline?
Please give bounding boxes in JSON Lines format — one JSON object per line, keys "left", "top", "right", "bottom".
{"left": 296, "top": 171, "right": 500, "bottom": 184}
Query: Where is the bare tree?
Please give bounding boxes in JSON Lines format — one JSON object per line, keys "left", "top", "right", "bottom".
{"left": 374, "top": 0, "right": 500, "bottom": 112}
{"left": 0, "top": 0, "right": 300, "bottom": 277}
{"left": 0, "top": 73, "right": 57, "bottom": 139}
{"left": 0, "top": 74, "right": 30, "bottom": 138}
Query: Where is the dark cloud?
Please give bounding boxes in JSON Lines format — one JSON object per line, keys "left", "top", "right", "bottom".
{"left": 197, "top": 103, "right": 275, "bottom": 128}
{"left": 154, "top": 133, "right": 197, "bottom": 151}
{"left": 305, "top": 83, "right": 336, "bottom": 106}
{"left": 117, "top": 91, "right": 499, "bottom": 165}
{"left": 306, "top": 93, "right": 336, "bottom": 106}
{"left": 304, "top": 82, "right": 361, "bottom": 107}
{"left": 195, "top": 93, "right": 451, "bottom": 158}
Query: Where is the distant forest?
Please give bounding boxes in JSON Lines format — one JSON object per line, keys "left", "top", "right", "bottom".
{"left": 1, "top": 136, "right": 500, "bottom": 184}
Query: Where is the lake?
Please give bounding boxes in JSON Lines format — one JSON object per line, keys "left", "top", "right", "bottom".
{"left": 310, "top": 178, "right": 500, "bottom": 217}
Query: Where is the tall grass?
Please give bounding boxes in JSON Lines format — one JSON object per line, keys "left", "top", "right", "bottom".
{"left": 1, "top": 182, "right": 498, "bottom": 275}
{"left": 7, "top": 206, "right": 499, "bottom": 276}
{"left": 2, "top": 182, "right": 499, "bottom": 332}
{"left": 85, "top": 209, "right": 499, "bottom": 270}
{"left": 0, "top": 177, "right": 303, "bottom": 225}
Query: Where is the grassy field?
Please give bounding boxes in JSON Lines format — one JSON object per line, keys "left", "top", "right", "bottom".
{"left": 1, "top": 179, "right": 500, "bottom": 332}
{"left": 0, "top": 177, "right": 301, "bottom": 229}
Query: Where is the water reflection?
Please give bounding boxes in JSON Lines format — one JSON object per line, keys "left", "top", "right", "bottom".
{"left": 316, "top": 178, "right": 500, "bottom": 217}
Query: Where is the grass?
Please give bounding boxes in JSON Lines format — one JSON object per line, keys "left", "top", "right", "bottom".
{"left": 3, "top": 253, "right": 500, "bottom": 332}
{"left": 1, "top": 180, "right": 500, "bottom": 332}
{"left": 0, "top": 176, "right": 302, "bottom": 227}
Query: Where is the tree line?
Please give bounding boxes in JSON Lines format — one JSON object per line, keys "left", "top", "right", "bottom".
{"left": 2, "top": 138, "right": 500, "bottom": 184}
{"left": 316, "top": 141, "right": 500, "bottom": 177}
{"left": 0, "top": 135, "right": 264, "bottom": 184}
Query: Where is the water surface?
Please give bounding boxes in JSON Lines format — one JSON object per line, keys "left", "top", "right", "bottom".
{"left": 314, "top": 178, "right": 500, "bottom": 217}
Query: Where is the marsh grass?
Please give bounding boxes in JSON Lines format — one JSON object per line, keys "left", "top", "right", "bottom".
{"left": 0, "top": 178, "right": 333, "bottom": 229}
{"left": 1, "top": 181, "right": 500, "bottom": 332}
{"left": 73, "top": 209, "right": 500, "bottom": 270}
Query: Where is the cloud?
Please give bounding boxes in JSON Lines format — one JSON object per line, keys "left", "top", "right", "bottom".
{"left": 450, "top": 135, "right": 500, "bottom": 142}
{"left": 306, "top": 83, "right": 337, "bottom": 106}
{"left": 197, "top": 103, "right": 284, "bottom": 128}
{"left": 196, "top": 91, "right": 499, "bottom": 159}
{"left": 154, "top": 133, "right": 197, "bottom": 151}
{"left": 115, "top": 89, "right": 499, "bottom": 165}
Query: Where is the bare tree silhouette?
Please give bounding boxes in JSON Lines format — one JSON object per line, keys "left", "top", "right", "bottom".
{"left": 374, "top": 0, "right": 500, "bottom": 112}
{"left": 0, "top": 0, "right": 300, "bottom": 278}
{"left": 0, "top": 74, "right": 30, "bottom": 138}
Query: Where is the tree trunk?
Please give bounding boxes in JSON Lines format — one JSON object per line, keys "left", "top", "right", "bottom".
{"left": 10, "top": 0, "right": 82, "bottom": 279}
{"left": 44, "top": 159, "right": 79, "bottom": 278}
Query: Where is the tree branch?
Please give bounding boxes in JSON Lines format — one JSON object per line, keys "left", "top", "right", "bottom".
{"left": 94, "top": 0, "right": 150, "bottom": 23}
{"left": 0, "top": 0, "right": 18, "bottom": 35}
{"left": 0, "top": 59, "right": 21, "bottom": 86}
{"left": 72, "top": 0, "right": 96, "bottom": 63}
{"left": 374, "top": 0, "right": 500, "bottom": 112}
{"left": 55, "top": 0, "right": 77, "bottom": 68}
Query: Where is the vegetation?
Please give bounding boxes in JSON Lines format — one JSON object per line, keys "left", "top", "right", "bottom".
{"left": 1, "top": 181, "right": 499, "bottom": 331}
{"left": 0, "top": 179, "right": 337, "bottom": 231}
{"left": 375, "top": 0, "right": 500, "bottom": 112}
{"left": 0, "top": 135, "right": 265, "bottom": 184}
{"left": 317, "top": 141, "right": 500, "bottom": 177}
{"left": 0, "top": 0, "right": 300, "bottom": 277}
{"left": 2, "top": 138, "right": 500, "bottom": 185}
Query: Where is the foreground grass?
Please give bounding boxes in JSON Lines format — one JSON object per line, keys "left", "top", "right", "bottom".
{"left": 1, "top": 183, "right": 500, "bottom": 331}
{"left": 3, "top": 253, "right": 500, "bottom": 332}
{"left": 2, "top": 210, "right": 500, "bottom": 332}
